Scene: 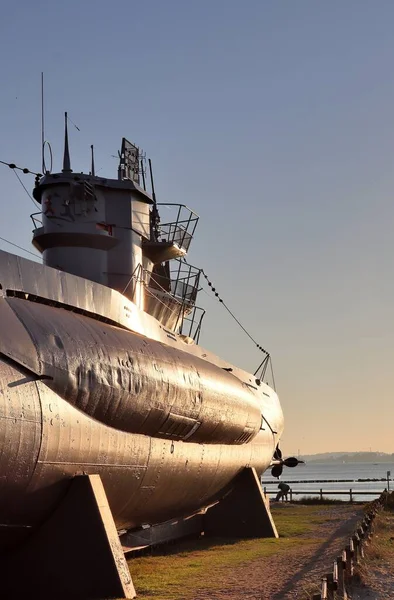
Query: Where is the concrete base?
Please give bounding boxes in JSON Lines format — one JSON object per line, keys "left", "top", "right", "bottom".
{"left": 204, "top": 467, "right": 278, "bottom": 538}
{"left": 0, "top": 475, "right": 135, "bottom": 599}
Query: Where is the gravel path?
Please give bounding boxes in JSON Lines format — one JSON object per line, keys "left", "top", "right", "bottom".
{"left": 192, "top": 504, "right": 363, "bottom": 600}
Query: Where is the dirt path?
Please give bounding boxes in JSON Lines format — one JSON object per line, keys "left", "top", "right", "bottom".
{"left": 191, "top": 505, "right": 363, "bottom": 600}
{"left": 130, "top": 503, "right": 366, "bottom": 599}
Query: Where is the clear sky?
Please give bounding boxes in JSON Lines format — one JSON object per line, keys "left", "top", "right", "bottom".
{"left": 0, "top": 1, "right": 393, "bottom": 455}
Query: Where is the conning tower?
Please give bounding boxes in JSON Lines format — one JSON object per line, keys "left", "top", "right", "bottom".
{"left": 32, "top": 115, "right": 200, "bottom": 334}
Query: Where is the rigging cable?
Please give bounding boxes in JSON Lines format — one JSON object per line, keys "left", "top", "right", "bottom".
{"left": 66, "top": 114, "right": 81, "bottom": 132}
{"left": 201, "top": 269, "right": 277, "bottom": 389}
{"left": 0, "top": 159, "right": 41, "bottom": 177}
{"left": 13, "top": 170, "right": 39, "bottom": 207}
{"left": 0, "top": 235, "right": 40, "bottom": 259}
{"left": 0, "top": 160, "right": 42, "bottom": 258}
{"left": 201, "top": 270, "right": 268, "bottom": 355}
{"left": 270, "top": 358, "right": 277, "bottom": 392}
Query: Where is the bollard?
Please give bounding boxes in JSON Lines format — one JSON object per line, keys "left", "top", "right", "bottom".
{"left": 320, "top": 488, "right": 323, "bottom": 501}
{"left": 349, "top": 489, "right": 353, "bottom": 503}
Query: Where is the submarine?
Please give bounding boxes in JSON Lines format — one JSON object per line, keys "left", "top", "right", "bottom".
{"left": 0, "top": 118, "right": 288, "bottom": 598}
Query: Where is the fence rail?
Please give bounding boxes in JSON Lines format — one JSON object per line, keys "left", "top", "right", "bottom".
{"left": 264, "top": 488, "right": 384, "bottom": 502}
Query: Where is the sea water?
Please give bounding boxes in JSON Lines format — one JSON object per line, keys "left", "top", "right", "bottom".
{"left": 261, "top": 462, "right": 394, "bottom": 502}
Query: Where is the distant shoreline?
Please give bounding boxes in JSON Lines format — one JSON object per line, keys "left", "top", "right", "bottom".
{"left": 298, "top": 452, "right": 393, "bottom": 464}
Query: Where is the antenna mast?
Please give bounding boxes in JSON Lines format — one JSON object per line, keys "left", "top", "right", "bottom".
{"left": 148, "top": 158, "right": 157, "bottom": 204}
{"left": 148, "top": 158, "right": 160, "bottom": 241}
{"left": 62, "top": 112, "right": 72, "bottom": 173}
{"left": 90, "top": 145, "right": 95, "bottom": 176}
{"left": 41, "top": 72, "right": 45, "bottom": 174}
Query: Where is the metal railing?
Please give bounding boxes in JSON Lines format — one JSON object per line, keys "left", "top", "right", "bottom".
{"left": 157, "top": 204, "right": 199, "bottom": 253}
{"left": 179, "top": 305, "right": 205, "bottom": 344}
{"left": 144, "top": 259, "right": 205, "bottom": 342}
{"left": 149, "top": 260, "right": 200, "bottom": 302}
{"left": 30, "top": 212, "right": 42, "bottom": 229}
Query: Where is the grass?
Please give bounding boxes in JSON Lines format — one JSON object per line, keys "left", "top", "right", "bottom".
{"left": 355, "top": 504, "right": 394, "bottom": 586}
{"left": 294, "top": 496, "right": 346, "bottom": 505}
{"left": 126, "top": 504, "right": 337, "bottom": 599}
{"left": 347, "top": 493, "right": 394, "bottom": 597}
{"left": 130, "top": 537, "right": 307, "bottom": 599}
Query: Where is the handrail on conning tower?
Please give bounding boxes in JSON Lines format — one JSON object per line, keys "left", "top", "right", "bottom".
{"left": 156, "top": 204, "right": 199, "bottom": 254}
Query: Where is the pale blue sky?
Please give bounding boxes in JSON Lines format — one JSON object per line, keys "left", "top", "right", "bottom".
{"left": 0, "top": 1, "right": 393, "bottom": 454}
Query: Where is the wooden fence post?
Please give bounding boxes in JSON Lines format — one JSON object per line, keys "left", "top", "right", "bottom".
{"left": 326, "top": 572, "right": 335, "bottom": 600}
{"left": 364, "top": 514, "right": 372, "bottom": 540}
{"left": 345, "top": 542, "right": 353, "bottom": 580}
{"left": 321, "top": 576, "right": 328, "bottom": 600}
{"left": 336, "top": 552, "right": 347, "bottom": 600}
{"left": 352, "top": 534, "right": 359, "bottom": 564}
{"left": 305, "top": 493, "right": 387, "bottom": 600}
{"left": 357, "top": 526, "right": 365, "bottom": 558}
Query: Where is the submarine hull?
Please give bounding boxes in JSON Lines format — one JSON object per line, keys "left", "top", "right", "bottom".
{"left": 0, "top": 250, "right": 283, "bottom": 551}
{"left": 0, "top": 357, "right": 274, "bottom": 550}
